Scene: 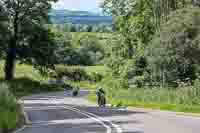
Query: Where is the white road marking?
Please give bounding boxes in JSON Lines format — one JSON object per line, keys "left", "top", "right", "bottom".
{"left": 12, "top": 126, "right": 27, "bottom": 133}
{"left": 63, "top": 105, "right": 123, "bottom": 133}
{"left": 63, "top": 106, "right": 112, "bottom": 133}
{"left": 49, "top": 96, "right": 123, "bottom": 133}
{"left": 13, "top": 95, "right": 123, "bottom": 133}
{"left": 49, "top": 96, "right": 113, "bottom": 133}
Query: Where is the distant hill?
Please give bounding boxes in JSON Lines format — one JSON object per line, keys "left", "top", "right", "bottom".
{"left": 49, "top": 9, "right": 113, "bottom": 25}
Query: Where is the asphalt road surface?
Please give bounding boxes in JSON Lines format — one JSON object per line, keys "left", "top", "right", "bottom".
{"left": 15, "top": 90, "right": 200, "bottom": 133}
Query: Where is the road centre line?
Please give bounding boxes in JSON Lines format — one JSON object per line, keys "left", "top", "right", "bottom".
{"left": 63, "top": 105, "right": 123, "bottom": 133}
{"left": 62, "top": 106, "right": 112, "bottom": 133}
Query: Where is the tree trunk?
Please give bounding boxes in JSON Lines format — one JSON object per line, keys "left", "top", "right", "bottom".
{"left": 4, "top": 38, "right": 16, "bottom": 80}
{"left": 4, "top": 11, "right": 19, "bottom": 80}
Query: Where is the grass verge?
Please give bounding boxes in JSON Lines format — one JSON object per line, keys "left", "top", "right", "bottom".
{"left": 87, "top": 91, "right": 200, "bottom": 114}
{"left": 0, "top": 83, "right": 20, "bottom": 132}
{"left": 87, "top": 78, "right": 200, "bottom": 114}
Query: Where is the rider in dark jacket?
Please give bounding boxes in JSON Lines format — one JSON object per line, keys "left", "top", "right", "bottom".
{"left": 96, "top": 87, "right": 106, "bottom": 106}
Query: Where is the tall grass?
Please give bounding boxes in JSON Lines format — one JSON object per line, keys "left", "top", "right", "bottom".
{"left": 88, "top": 75, "right": 200, "bottom": 113}
{"left": 0, "top": 83, "right": 19, "bottom": 131}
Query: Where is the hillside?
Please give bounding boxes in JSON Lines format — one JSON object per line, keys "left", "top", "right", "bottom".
{"left": 49, "top": 9, "right": 113, "bottom": 25}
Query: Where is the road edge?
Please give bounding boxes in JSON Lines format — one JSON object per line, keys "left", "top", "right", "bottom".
{"left": 12, "top": 100, "right": 30, "bottom": 133}
{"left": 127, "top": 107, "right": 200, "bottom": 117}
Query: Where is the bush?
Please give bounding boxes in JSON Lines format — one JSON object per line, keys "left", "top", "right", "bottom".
{"left": 54, "top": 65, "right": 89, "bottom": 81}
{"left": 54, "top": 65, "right": 105, "bottom": 83}
{"left": 100, "top": 74, "right": 129, "bottom": 90}
{"left": 131, "top": 76, "right": 145, "bottom": 88}
{"left": 88, "top": 72, "right": 103, "bottom": 82}
{"left": 0, "top": 83, "right": 19, "bottom": 131}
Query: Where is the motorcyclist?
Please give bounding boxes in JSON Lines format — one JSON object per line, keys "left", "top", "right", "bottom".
{"left": 72, "top": 86, "right": 79, "bottom": 97}
{"left": 96, "top": 87, "right": 106, "bottom": 107}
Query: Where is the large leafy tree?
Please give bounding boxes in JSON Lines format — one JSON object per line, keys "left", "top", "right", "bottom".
{"left": 0, "top": 0, "right": 57, "bottom": 80}
{"left": 103, "top": 0, "right": 155, "bottom": 80}
{"left": 103, "top": 0, "right": 199, "bottom": 88}
{"left": 148, "top": 7, "right": 200, "bottom": 85}
{"left": 0, "top": 3, "right": 9, "bottom": 57}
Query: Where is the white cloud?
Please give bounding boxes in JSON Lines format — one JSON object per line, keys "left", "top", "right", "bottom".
{"left": 52, "top": 0, "right": 104, "bottom": 12}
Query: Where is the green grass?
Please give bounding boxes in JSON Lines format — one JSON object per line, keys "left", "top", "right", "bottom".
{"left": 86, "top": 74, "right": 200, "bottom": 114}
{"left": 0, "top": 83, "right": 19, "bottom": 131}
{"left": 84, "top": 65, "right": 109, "bottom": 77}
{"left": 54, "top": 64, "right": 200, "bottom": 114}
{"left": 65, "top": 81, "right": 98, "bottom": 90}
{"left": 88, "top": 86, "right": 200, "bottom": 113}
{"left": 0, "top": 61, "right": 44, "bottom": 81}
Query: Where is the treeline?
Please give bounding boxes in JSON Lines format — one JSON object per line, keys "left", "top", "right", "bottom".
{"left": 52, "top": 23, "right": 114, "bottom": 33}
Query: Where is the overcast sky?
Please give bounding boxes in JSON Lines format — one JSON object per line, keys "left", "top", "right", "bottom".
{"left": 52, "top": 0, "right": 103, "bottom": 13}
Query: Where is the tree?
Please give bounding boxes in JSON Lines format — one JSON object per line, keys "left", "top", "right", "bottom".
{"left": 70, "top": 25, "right": 77, "bottom": 32}
{"left": 53, "top": 30, "right": 73, "bottom": 64}
{"left": 77, "top": 34, "right": 105, "bottom": 65}
{"left": 0, "top": 0, "right": 57, "bottom": 80}
{"left": 63, "top": 24, "right": 71, "bottom": 32}
{"left": 103, "top": 0, "right": 155, "bottom": 83}
{"left": 0, "top": 4, "right": 9, "bottom": 57}
{"left": 87, "top": 25, "right": 93, "bottom": 32}
{"left": 193, "top": 0, "right": 200, "bottom": 6}
{"left": 148, "top": 7, "right": 200, "bottom": 85}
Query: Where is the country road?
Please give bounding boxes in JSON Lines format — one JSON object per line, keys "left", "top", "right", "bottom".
{"left": 15, "top": 90, "right": 200, "bottom": 133}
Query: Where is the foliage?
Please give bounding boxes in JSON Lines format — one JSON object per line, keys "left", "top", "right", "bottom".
{"left": 131, "top": 76, "right": 146, "bottom": 88}
{"left": 89, "top": 84, "right": 200, "bottom": 113}
{"left": 0, "top": 77, "right": 64, "bottom": 131}
{"left": 102, "top": 0, "right": 156, "bottom": 88}
{"left": 79, "top": 37, "right": 104, "bottom": 65}
{"left": 54, "top": 65, "right": 89, "bottom": 81}
{"left": 73, "top": 33, "right": 105, "bottom": 65}
{"left": 102, "top": 0, "right": 200, "bottom": 88}
{"left": 0, "top": 0, "right": 58, "bottom": 80}
{"left": 53, "top": 65, "right": 107, "bottom": 83}
{"left": 148, "top": 7, "right": 200, "bottom": 85}
{"left": 0, "top": 83, "right": 18, "bottom": 131}
{"left": 54, "top": 23, "right": 114, "bottom": 33}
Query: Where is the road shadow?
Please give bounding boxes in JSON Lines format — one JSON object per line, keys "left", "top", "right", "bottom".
{"left": 22, "top": 122, "right": 106, "bottom": 133}
{"left": 68, "top": 104, "right": 146, "bottom": 117}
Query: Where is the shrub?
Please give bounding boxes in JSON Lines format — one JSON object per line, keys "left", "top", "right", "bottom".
{"left": 131, "top": 76, "right": 145, "bottom": 88}
{"left": 100, "top": 74, "right": 128, "bottom": 90}
{"left": 54, "top": 65, "right": 89, "bottom": 81}
{"left": 0, "top": 83, "right": 18, "bottom": 131}
{"left": 88, "top": 72, "right": 103, "bottom": 82}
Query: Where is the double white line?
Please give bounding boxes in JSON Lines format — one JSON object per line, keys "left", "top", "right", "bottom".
{"left": 63, "top": 105, "right": 123, "bottom": 133}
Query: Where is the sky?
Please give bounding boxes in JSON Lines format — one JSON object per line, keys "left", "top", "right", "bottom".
{"left": 52, "top": 0, "right": 103, "bottom": 13}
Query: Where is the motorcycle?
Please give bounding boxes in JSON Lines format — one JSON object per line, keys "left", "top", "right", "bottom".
{"left": 98, "top": 93, "right": 106, "bottom": 107}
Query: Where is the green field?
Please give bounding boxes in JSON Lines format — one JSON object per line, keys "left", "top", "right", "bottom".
{"left": 0, "top": 61, "right": 43, "bottom": 80}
